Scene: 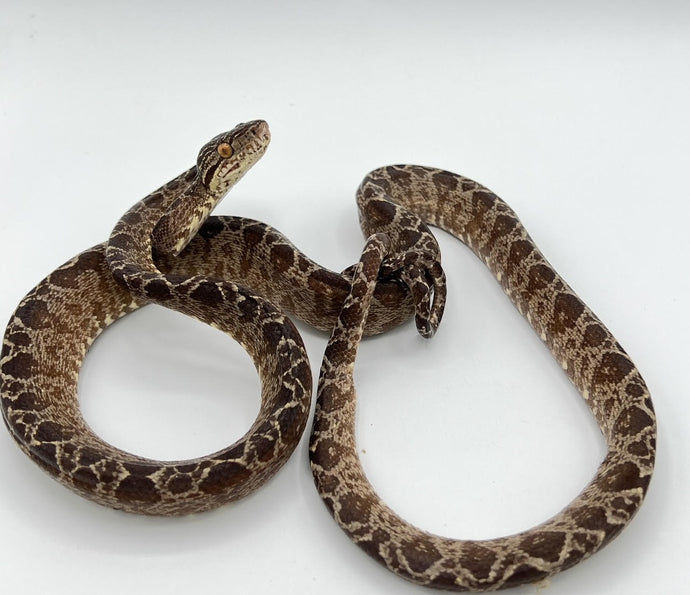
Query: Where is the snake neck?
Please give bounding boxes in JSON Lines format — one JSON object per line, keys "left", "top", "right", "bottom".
{"left": 151, "top": 175, "right": 220, "bottom": 257}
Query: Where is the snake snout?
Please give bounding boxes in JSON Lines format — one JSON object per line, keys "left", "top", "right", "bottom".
{"left": 382, "top": 252, "right": 446, "bottom": 339}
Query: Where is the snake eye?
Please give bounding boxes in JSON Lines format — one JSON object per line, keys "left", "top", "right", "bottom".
{"left": 217, "top": 142, "right": 233, "bottom": 158}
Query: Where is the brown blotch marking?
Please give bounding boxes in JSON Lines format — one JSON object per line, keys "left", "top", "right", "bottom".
{"left": 464, "top": 191, "right": 501, "bottom": 254}
{"left": 385, "top": 166, "right": 412, "bottom": 184}
{"left": 2, "top": 379, "right": 24, "bottom": 397}
{"left": 296, "top": 254, "right": 312, "bottom": 273}
{"left": 490, "top": 214, "right": 518, "bottom": 243}
{"left": 260, "top": 319, "right": 290, "bottom": 346}
{"left": 313, "top": 468, "right": 339, "bottom": 496}
{"left": 123, "top": 462, "right": 157, "bottom": 477}
{"left": 570, "top": 532, "right": 595, "bottom": 552}
{"left": 519, "top": 531, "right": 567, "bottom": 563}
{"left": 451, "top": 543, "right": 498, "bottom": 579}
{"left": 371, "top": 526, "right": 391, "bottom": 544}
{"left": 408, "top": 165, "right": 431, "bottom": 178}
{"left": 472, "top": 191, "right": 498, "bottom": 217}
{"left": 12, "top": 392, "right": 41, "bottom": 411}
{"left": 167, "top": 474, "right": 193, "bottom": 494}
{"left": 551, "top": 293, "right": 585, "bottom": 335}
{"left": 584, "top": 323, "right": 608, "bottom": 348}
{"left": 625, "top": 382, "right": 645, "bottom": 399}
{"left": 571, "top": 505, "right": 609, "bottom": 531}
{"left": 627, "top": 439, "right": 651, "bottom": 458}
{"left": 72, "top": 466, "right": 99, "bottom": 488}
{"left": 594, "top": 352, "right": 635, "bottom": 386}
{"left": 337, "top": 298, "right": 366, "bottom": 329}
{"left": 365, "top": 199, "right": 397, "bottom": 228}
{"left": 108, "top": 231, "right": 137, "bottom": 252}
{"left": 7, "top": 331, "right": 31, "bottom": 348}
{"left": 527, "top": 264, "right": 556, "bottom": 292}
{"left": 116, "top": 475, "right": 161, "bottom": 503}
{"left": 176, "top": 461, "right": 203, "bottom": 474}
{"left": 96, "top": 459, "right": 123, "bottom": 485}
{"left": 238, "top": 294, "right": 261, "bottom": 320}
{"left": 323, "top": 337, "right": 352, "bottom": 363}
{"left": 601, "top": 461, "right": 646, "bottom": 492}
{"left": 199, "top": 461, "right": 251, "bottom": 494}
{"left": 51, "top": 250, "right": 104, "bottom": 287}
{"left": 198, "top": 218, "right": 225, "bottom": 239}
{"left": 275, "top": 399, "right": 308, "bottom": 441}
{"left": 189, "top": 281, "right": 223, "bottom": 304}
{"left": 58, "top": 451, "right": 77, "bottom": 473}
{"left": 10, "top": 418, "right": 32, "bottom": 442}
{"left": 337, "top": 491, "right": 373, "bottom": 526}
{"left": 48, "top": 263, "right": 83, "bottom": 288}
{"left": 34, "top": 420, "right": 65, "bottom": 443}
{"left": 508, "top": 239, "right": 534, "bottom": 267}
{"left": 308, "top": 267, "right": 347, "bottom": 294}
{"left": 611, "top": 494, "right": 642, "bottom": 521}
{"left": 612, "top": 406, "right": 654, "bottom": 439}
{"left": 398, "top": 538, "right": 443, "bottom": 575}
{"left": 270, "top": 243, "right": 296, "bottom": 274}
{"left": 77, "top": 449, "right": 102, "bottom": 468}
{"left": 400, "top": 227, "right": 423, "bottom": 248}
{"left": 120, "top": 210, "right": 143, "bottom": 226}
{"left": 21, "top": 411, "right": 37, "bottom": 425}
{"left": 310, "top": 435, "right": 340, "bottom": 468}
{"left": 144, "top": 278, "right": 173, "bottom": 301}
{"left": 250, "top": 433, "right": 278, "bottom": 463}
{"left": 13, "top": 300, "right": 51, "bottom": 329}
{"left": 432, "top": 170, "right": 459, "bottom": 191}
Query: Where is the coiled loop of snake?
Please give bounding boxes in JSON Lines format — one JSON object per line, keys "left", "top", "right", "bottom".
{"left": 0, "top": 121, "right": 443, "bottom": 515}
{"left": 310, "top": 165, "right": 656, "bottom": 591}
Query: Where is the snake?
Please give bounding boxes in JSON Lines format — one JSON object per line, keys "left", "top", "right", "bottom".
{"left": 0, "top": 121, "right": 654, "bottom": 589}
{"left": 0, "top": 120, "right": 443, "bottom": 516}
{"left": 310, "top": 165, "right": 656, "bottom": 590}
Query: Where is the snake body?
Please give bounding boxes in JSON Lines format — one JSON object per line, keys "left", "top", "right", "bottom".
{"left": 0, "top": 122, "right": 654, "bottom": 588}
{"left": 310, "top": 165, "right": 656, "bottom": 590}
{"left": 0, "top": 121, "right": 440, "bottom": 515}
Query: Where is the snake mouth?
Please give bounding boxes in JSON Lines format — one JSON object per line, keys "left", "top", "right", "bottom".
{"left": 234, "top": 119, "right": 271, "bottom": 156}
{"left": 227, "top": 120, "right": 271, "bottom": 170}
{"left": 250, "top": 119, "right": 271, "bottom": 144}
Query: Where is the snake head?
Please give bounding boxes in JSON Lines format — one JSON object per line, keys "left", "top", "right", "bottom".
{"left": 198, "top": 120, "right": 271, "bottom": 195}
{"left": 152, "top": 120, "right": 271, "bottom": 257}
{"left": 380, "top": 250, "right": 447, "bottom": 338}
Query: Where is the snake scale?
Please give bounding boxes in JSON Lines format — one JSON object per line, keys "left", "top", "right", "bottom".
{"left": 0, "top": 120, "right": 655, "bottom": 591}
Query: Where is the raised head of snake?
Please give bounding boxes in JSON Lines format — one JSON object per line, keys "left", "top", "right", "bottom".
{"left": 151, "top": 119, "right": 271, "bottom": 257}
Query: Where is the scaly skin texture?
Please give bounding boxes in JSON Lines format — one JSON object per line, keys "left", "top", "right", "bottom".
{"left": 309, "top": 165, "right": 656, "bottom": 591}
{"left": 0, "top": 123, "right": 442, "bottom": 515}
{"left": 0, "top": 122, "right": 654, "bottom": 590}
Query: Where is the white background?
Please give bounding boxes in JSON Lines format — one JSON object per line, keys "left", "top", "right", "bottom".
{"left": 1, "top": 1, "right": 688, "bottom": 594}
